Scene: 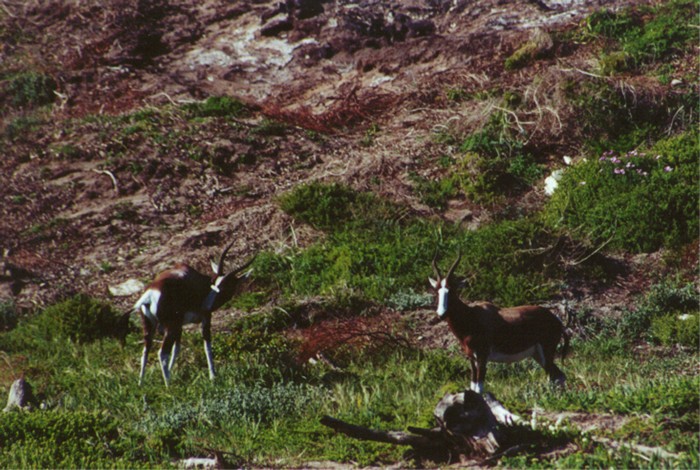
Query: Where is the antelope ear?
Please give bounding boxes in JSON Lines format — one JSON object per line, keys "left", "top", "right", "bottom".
{"left": 211, "top": 260, "right": 220, "bottom": 275}
{"left": 428, "top": 277, "right": 439, "bottom": 288}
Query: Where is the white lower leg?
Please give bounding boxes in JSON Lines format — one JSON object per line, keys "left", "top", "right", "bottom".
{"left": 168, "top": 342, "right": 180, "bottom": 371}
{"left": 470, "top": 381, "right": 484, "bottom": 394}
{"left": 204, "top": 340, "right": 215, "bottom": 380}
{"left": 139, "top": 347, "right": 148, "bottom": 385}
{"left": 159, "top": 350, "right": 171, "bottom": 386}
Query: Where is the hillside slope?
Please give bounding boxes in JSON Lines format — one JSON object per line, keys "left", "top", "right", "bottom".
{"left": 5, "top": 0, "right": 690, "bottom": 310}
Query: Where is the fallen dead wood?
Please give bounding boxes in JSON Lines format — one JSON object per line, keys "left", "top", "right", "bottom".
{"left": 321, "top": 391, "right": 522, "bottom": 462}
{"left": 591, "top": 436, "right": 682, "bottom": 462}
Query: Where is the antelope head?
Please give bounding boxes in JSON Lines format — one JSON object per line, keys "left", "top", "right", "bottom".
{"left": 204, "top": 241, "right": 256, "bottom": 311}
{"left": 428, "top": 251, "right": 463, "bottom": 318}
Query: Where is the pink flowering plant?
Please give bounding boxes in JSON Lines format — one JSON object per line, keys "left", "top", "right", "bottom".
{"left": 545, "top": 132, "right": 698, "bottom": 252}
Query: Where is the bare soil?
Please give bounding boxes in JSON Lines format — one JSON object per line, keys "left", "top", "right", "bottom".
{"left": 0, "top": 0, "right": 676, "bottom": 323}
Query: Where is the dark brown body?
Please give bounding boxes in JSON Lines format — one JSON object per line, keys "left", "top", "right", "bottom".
{"left": 134, "top": 247, "right": 254, "bottom": 386}
{"left": 429, "top": 252, "right": 568, "bottom": 393}
{"left": 443, "top": 299, "right": 568, "bottom": 393}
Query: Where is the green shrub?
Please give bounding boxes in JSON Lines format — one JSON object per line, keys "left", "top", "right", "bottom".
{"left": 3, "top": 114, "right": 44, "bottom": 140}
{"left": 0, "top": 411, "right": 129, "bottom": 468}
{"left": 584, "top": 1, "right": 696, "bottom": 69}
{"left": 278, "top": 182, "right": 362, "bottom": 231}
{"left": 409, "top": 172, "right": 460, "bottom": 209}
{"left": 451, "top": 217, "right": 559, "bottom": 305}
{"left": 1, "top": 294, "right": 128, "bottom": 350}
{"left": 0, "top": 301, "right": 17, "bottom": 332}
{"left": 279, "top": 182, "right": 402, "bottom": 232}
{"left": 183, "top": 95, "right": 247, "bottom": 118}
{"left": 252, "top": 118, "right": 287, "bottom": 136}
{"left": 651, "top": 313, "right": 699, "bottom": 349}
{"left": 504, "top": 29, "right": 553, "bottom": 70}
{"left": 565, "top": 77, "right": 697, "bottom": 154}
{"left": 545, "top": 134, "right": 699, "bottom": 252}
{"left": 272, "top": 183, "right": 559, "bottom": 306}
{"left": 458, "top": 112, "right": 543, "bottom": 202}
{"left": 5, "top": 71, "right": 56, "bottom": 108}
{"left": 618, "top": 281, "right": 699, "bottom": 342}
{"left": 141, "top": 382, "right": 323, "bottom": 435}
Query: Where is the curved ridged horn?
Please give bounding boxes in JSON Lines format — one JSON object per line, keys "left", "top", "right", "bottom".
{"left": 215, "top": 240, "right": 236, "bottom": 275}
{"left": 445, "top": 250, "right": 462, "bottom": 280}
{"left": 432, "top": 251, "right": 442, "bottom": 279}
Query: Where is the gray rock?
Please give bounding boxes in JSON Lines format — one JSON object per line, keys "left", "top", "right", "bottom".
{"left": 4, "top": 377, "right": 36, "bottom": 412}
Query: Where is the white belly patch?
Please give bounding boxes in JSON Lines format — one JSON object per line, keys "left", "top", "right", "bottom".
{"left": 488, "top": 345, "right": 537, "bottom": 363}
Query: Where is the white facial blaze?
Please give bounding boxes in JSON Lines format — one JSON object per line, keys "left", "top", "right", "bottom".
{"left": 437, "top": 278, "right": 449, "bottom": 317}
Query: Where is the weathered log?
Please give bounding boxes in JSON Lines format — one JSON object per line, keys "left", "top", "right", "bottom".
{"left": 321, "top": 390, "right": 520, "bottom": 461}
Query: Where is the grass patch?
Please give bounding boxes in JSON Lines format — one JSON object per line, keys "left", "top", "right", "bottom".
{"left": 583, "top": 0, "right": 697, "bottom": 71}
{"left": 0, "top": 294, "right": 128, "bottom": 351}
{"left": 0, "top": 299, "right": 697, "bottom": 468}
{"left": 3, "top": 71, "right": 56, "bottom": 108}
{"left": 182, "top": 95, "right": 248, "bottom": 119}
{"left": 458, "top": 111, "right": 543, "bottom": 202}
{"left": 504, "top": 29, "right": 553, "bottom": 70}
{"left": 545, "top": 133, "right": 699, "bottom": 252}
{"left": 0, "top": 411, "right": 135, "bottom": 468}
{"left": 270, "top": 182, "right": 559, "bottom": 306}
{"left": 563, "top": 77, "right": 697, "bottom": 154}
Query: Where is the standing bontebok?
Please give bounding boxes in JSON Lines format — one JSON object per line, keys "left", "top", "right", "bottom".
{"left": 134, "top": 241, "right": 255, "bottom": 386}
{"left": 429, "top": 252, "right": 569, "bottom": 393}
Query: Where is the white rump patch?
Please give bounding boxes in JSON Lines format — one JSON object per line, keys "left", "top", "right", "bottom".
{"left": 134, "top": 289, "right": 160, "bottom": 323}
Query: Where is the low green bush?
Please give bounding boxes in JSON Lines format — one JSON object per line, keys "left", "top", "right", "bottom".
{"left": 458, "top": 112, "right": 543, "bottom": 202}
{"left": 0, "top": 301, "right": 17, "bottom": 331}
{"left": 5, "top": 71, "right": 56, "bottom": 108}
{"left": 563, "top": 76, "right": 697, "bottom": 154}
{"left": 272, "top": 182, "right": 560, "bottom": 306}
{"left": 0, "top": 411, "right": 130, "bottom": 468}
{"left": 651, "top": 313, "right": 699, "bottom": 349}
{"left": 0, "top": 294, "right": 128, "bottom": 350}
{"left": 617, "top": 281, "right": 699, "bottom": 342}
{"left": 504, "top": 29, "right": 553, "bottom": 71}
{"left": 584, "top": 1, "right": 696, "bottom": 69}
{"left": 183, "top": 95, "right": 248, "bottom": 119}
{"left": 409, "top": 172, "right": 460, "bottom": 209}
{"left": 545, "top": 133, "right": 699, "bottom": 252}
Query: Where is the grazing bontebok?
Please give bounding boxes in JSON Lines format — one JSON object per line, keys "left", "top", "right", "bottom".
{"left": 134, "top": 241, "right": 254, "bottom": 386}
{"left": 429, "top": 252, "right": 568, "bottom": 393}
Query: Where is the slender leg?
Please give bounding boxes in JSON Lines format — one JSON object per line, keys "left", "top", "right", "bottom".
{"left": 139, "top": 314, "right": 155, "bottom": 386}
{"left": 546, "top": 361, "right": 566, "bottom": 387}
{"left": 160, "top": 329, "right": 176, "bottom": 387}
{"left": 168, "top": 329, "right": 182, "bottom": 372}
{"left": 537, "top": 343, "right": 566, "bottom": 387}
{"left": 469, "top": 357, "right": 480, "bottom": 392}
{"left": 202, "top": 317, "right": 215, "bottom": 380}
{"left": 472, "top": 357, "right": 487, "bottom": 394}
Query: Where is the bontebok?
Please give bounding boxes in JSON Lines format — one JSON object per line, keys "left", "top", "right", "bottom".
{"left": 134, "top": 241, "right": 255, "bottom": 386}
{"left": 429, "top": 252, "right": 568, "bottom": 393}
